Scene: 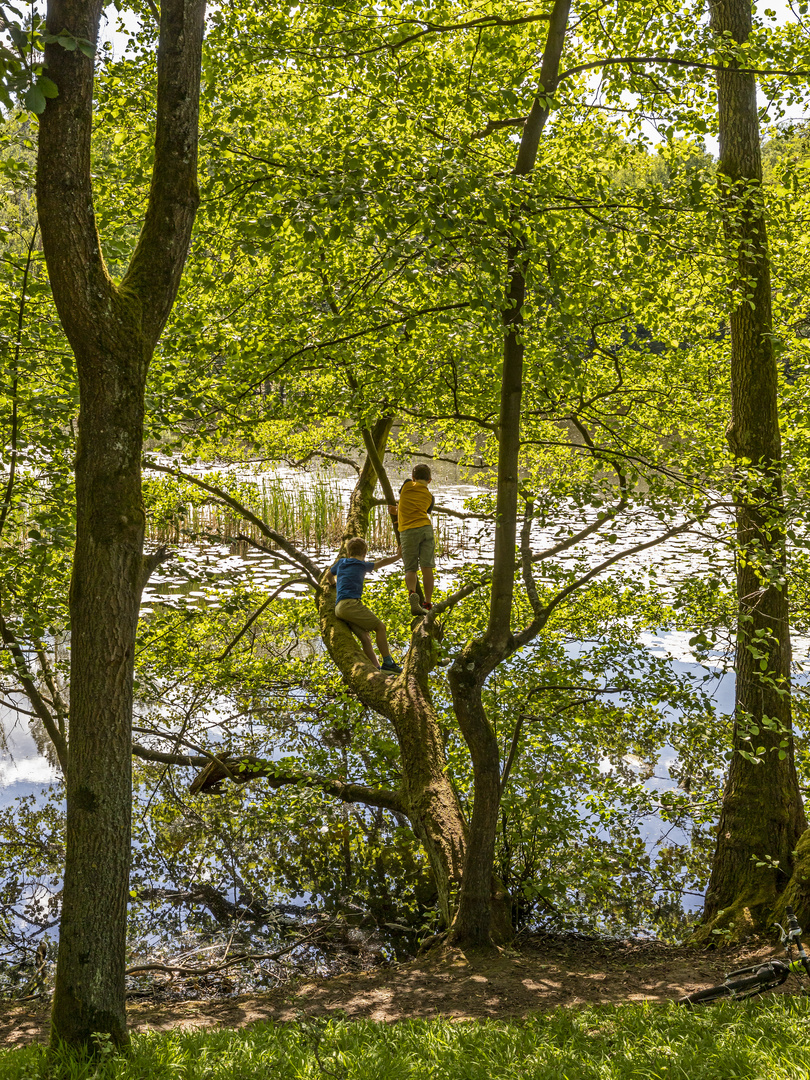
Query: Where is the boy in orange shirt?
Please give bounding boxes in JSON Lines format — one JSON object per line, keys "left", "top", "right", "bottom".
{"left": 391, "top": 463, "right": 435, "bottom": 616}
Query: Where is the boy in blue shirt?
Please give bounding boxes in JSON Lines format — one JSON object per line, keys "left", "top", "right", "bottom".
{"left": 327, "top": 536, "right": 403, "bottom": 674}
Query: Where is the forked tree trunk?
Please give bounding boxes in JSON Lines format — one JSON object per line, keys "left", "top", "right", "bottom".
{"left": 699, "top": 0, "right": 806, "bottom": 939}
{"left": 37, "top": 0, "right": 206, "bottom": 1047}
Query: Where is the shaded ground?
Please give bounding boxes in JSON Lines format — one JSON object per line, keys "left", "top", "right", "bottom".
{"left": 0, "top": 933, "right": 801, "bottom": 1047}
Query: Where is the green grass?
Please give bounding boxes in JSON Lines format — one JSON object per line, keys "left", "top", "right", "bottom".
{"left": 3, "top": 1000, "right": 810, "bottom": 1079}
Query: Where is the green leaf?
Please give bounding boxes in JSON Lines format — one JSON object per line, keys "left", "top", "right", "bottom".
{"left": 24, "top": 83, "right": 46, "bottom": 114}
{"left": 39, "top": 76, "right": 59, "bottom": 99}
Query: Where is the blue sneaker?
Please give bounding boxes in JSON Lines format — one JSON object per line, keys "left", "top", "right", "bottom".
{"left": 381, "top": 657, "right": 403, "bottom": 675}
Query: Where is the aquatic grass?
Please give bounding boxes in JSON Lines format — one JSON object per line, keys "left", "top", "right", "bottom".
{"left": 3, "top": 999, "right": 810, "bottom": 1079}
{"left": 144, "top": 473, "right": 467, "bottom": 557}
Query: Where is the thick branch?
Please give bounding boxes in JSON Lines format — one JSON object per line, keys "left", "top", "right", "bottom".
{"left": 487, "top": 0, "right": 571, "bottom": 649}
{"left": 360, "top": 427, "right": 397, "bottom": 506}
{"left": 187, "top": 754, "right": 405, "bottom": 814}
{"left": 37, "top": 0, "right": 109, "bottom": 340}
{"left": 139, "top": 545, "right": 171, "bottom": 592}
{"left": 132, "top": 743, "right": 208, "bottom": 767}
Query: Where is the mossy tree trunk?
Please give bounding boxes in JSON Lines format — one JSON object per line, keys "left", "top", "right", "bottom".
{"left": 37, "top": 0, "right": 206, "bottom": 1048}
{"left": 698, "top": 0, "right": 806, "bottom": 940}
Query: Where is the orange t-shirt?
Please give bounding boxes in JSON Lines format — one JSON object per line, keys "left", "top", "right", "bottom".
{"left": 397, "top": 480, "right": 434, "bottom": 531}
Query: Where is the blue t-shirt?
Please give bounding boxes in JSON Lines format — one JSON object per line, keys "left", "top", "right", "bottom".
{"left": 330, "top": 558, "right": 376, "bottom": 602}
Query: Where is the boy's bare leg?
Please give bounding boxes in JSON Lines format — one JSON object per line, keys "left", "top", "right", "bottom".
{"left": 421, "top": 567, "right": 434, "bottom": 604}
{"left": 358, "top": 630, "right": 380, "bottom": 669}
{"left": 374, "top": 622, "right": 392, "bottom": 659}
{"left": 405, "top": 570, "right": 419, "bottom": 594}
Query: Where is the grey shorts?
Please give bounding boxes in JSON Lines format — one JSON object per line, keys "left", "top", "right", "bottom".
{"left": 399, "top": 524, "right": 435, "bottom": 573}
{"left": 335, "top": 598, "right": 382, "bottom": 633}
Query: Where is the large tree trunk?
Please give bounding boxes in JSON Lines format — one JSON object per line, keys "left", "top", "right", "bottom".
{"left": 698, "top": 0, "right": 806, "bottom": 940}
{"left": 447, "top": 0, "right": 571, "bottom": 948}
{"left": 51, "top": 338, "right": 149, "bottom": 1046}
{"left": 37, "top": 0, "right": 206, "bottom": 1047}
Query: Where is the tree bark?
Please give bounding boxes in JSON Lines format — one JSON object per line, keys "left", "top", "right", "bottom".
{"left": 698, "top": 0, "right": 806, "bottom": 940}
{"left": 448, "top": 0, "right": 571, "bottom": 948}
{"left": 37, "top": 0, "right": 206, "bottom": 1048}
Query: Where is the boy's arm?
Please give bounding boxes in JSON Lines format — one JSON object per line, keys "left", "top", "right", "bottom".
{"left": 326, "top": 571, "right": 337, "bottom": 586}
{"left": 372, "top": 552, "right": 402, "bottom": 570}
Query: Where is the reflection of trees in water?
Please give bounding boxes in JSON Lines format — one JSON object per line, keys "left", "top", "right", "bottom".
{"left": 0, "top": 634, "right": 69, "bottom": 774}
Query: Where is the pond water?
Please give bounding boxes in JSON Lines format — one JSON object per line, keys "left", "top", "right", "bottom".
{"left": 0, "top": 461, "right": 760, "bottom": 959}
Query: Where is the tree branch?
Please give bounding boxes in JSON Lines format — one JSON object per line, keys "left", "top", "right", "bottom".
{"left": 500, "top": 711, "right": 525, "bottom": 795}
{"left": 187, "top": 754, "right": 405, "bottom": 814}
{"left": 37, "top": 0, "right": 110, "bottom": 340}
{"left": 238, "top": 302, "right": 468, "bottom": 397}
{"left": 558, "top": 54, "right": 810, "bottom": 83}
{"left": 0, "top": 226, "right": 37, "bottom": 541}
{"left": 513, "top": 513, "right": 711, "bottom": 648}
{"left": 520, "top": 499, "right": 543, "bottom": 619}
{"left": 132, "top": 743, "right": 208, "bottom": 767}
{"left": 370, "top": 498, "right": 494, "bottom": 521}
{"left": 215, "top": 576, "right": 309, "bottom": 660}
{"left": 139, "top": 545, "right": 171, "bottom": 592}
{"left": 351, "top": 11, "right": 551, "bottom": 56}
{"left": 126, "top": 930, "right": 320, "bottom": 978}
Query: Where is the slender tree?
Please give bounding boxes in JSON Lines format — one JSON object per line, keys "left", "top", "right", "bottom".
{"left": 699, "top": 0, "right": 807, "bottom": 938}
{"left": 36, "top": 0, "right": 206, "bottom": 1047}
{"left": 445, "top": 0, "right": 571, "bottom": 946}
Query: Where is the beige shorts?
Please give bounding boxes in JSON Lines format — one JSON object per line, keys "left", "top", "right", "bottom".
{"left": 335, "top": 598, "right": 382, "bottom": 633}
{"left": 400, "top": 524, "right": 435, "bottom": 572}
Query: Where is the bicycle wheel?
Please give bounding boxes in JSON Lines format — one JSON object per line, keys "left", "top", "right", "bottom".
{"left": 679, "top": 983, "right": 734, "bottom": 1005}
{"left": 679, "top": 964, "right": 787, "bottom": 1005}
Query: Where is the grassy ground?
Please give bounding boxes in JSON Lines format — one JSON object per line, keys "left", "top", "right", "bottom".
{"left": 1, "top": 999, "right": 809, "bottom": 1080}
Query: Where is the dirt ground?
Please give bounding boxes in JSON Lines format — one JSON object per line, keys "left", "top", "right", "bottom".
{"left": 0, "top": 934, "right": 799, "bottom": 1048}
